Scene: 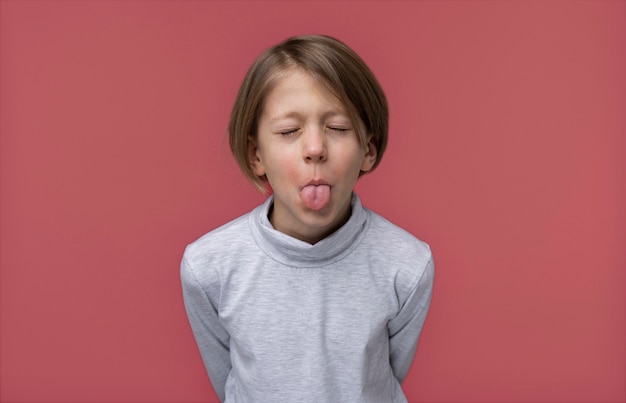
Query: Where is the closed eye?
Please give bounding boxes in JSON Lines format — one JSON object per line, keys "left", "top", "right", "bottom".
{"left": 279, "top": 129, "right": 299, "bottom": 136}
{"left": 328, "top": 126, "right": 350, "bottom": 133}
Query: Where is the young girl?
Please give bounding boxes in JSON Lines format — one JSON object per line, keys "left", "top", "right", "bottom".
{"left": 181, "top": 35, "right": 434, "bottom": 403}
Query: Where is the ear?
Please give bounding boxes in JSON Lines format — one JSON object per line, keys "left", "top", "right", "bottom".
{"left": 360, "top": 139, "right": 378, "bottom": 172}
{"left": 248, "top": 136, "right": 266, "bottom": 177}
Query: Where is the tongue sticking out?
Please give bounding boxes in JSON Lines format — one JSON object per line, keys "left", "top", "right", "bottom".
{"left": 300, "top": 185, "right": 331, "bottom": 211}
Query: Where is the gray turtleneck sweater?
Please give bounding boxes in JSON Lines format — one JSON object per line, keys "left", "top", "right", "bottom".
{"left": 181, "top": 194, "right": 434, "bottom": 403}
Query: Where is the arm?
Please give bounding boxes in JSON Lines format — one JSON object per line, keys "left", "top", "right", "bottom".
{"left": 387, "top": 258, "right": 435, "bottom": 383}
{"left": 181, "top": 254, "right": 230, "bottom": 402}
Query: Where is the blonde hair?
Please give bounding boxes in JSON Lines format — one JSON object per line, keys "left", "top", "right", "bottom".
{"left": 229, "top": 35, "right": 388, "bottom": 192}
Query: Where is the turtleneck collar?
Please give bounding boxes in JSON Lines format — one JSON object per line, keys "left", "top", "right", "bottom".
{"left": 248, "top": 193, "right": 370, "bottom": 268}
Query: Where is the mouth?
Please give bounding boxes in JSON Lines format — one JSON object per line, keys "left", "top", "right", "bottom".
{"left": 302, "top": 179, "right": 329, "bottom": 188}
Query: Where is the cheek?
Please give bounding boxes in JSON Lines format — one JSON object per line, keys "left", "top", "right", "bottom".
{"left": 339, "top": 148, "right": 367, "bottom": 173}
{"left": 264, "top": 150, "right": 300, "bottom": 182}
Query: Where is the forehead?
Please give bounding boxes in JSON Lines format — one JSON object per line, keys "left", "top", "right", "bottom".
{"left": 261, "top": 68, "right": 347, "bottom": 117}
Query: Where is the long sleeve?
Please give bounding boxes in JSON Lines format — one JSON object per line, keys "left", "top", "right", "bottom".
{"left": 181, "top": 254, "right": 230, "bottom": 402}
{"left": 387, "top": 257, "right": 435, "bottom": 383}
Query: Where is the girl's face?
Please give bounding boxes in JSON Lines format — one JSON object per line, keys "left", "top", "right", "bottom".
{"left": 249, "top": 69, "right": 377, "bottom": 244}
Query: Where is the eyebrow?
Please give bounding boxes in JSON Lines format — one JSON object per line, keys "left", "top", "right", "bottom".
{"left": 268, "top": 110, "right": 350, "bottom": 124}
{"left": 268, "top": 111, "right": 304, "bottom": 123}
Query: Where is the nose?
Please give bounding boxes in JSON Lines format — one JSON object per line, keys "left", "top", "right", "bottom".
{"left": 303, "top": 128, "right": 327, "bottom": 163}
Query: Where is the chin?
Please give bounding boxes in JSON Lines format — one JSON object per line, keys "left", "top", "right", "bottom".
{"left": 303, "top": 205, "right": 346, "bottom": 228}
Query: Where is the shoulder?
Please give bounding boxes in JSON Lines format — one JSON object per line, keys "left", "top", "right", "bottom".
{"left": 364, "top": 209, "right": 432, "bottom": 265}
{"left": 184, "top": 213, "right": 251, "bottom": 261}
{"left": 362, "top": 208, "right": 434, "bottom": 291}
{"left": 181, "top": 210, "right": 256, "bottom": 283}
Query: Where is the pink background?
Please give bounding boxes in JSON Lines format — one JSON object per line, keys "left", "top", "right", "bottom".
{"left": 1, "top": 1, "right": 624, "bottom": 402}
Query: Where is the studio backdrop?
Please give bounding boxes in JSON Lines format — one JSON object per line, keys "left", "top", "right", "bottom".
{"left": 1, "top": 1, "right": 624, "bottom": 402}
